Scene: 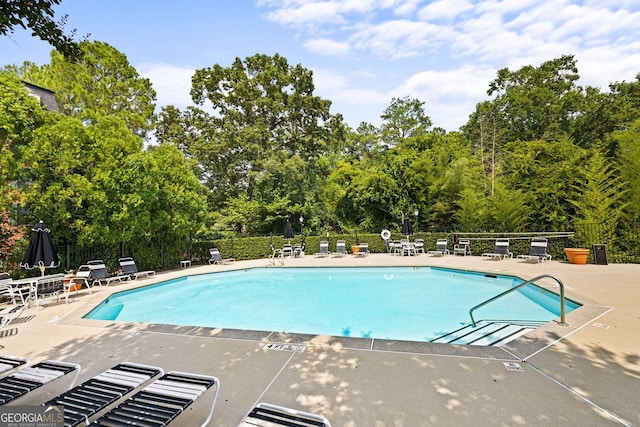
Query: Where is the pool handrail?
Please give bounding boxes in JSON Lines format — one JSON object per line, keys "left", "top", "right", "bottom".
{"left": 469, "top": 274, "right": 566, "bottom": 327}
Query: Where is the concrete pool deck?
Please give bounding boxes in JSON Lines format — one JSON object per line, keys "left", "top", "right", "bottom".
{"left": 2, "top": 254, "right": 639, "bottom": 426}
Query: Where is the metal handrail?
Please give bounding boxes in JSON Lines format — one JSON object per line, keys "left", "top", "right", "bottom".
{"left": 469, "top": 274, "right": 567, "bottom": 327}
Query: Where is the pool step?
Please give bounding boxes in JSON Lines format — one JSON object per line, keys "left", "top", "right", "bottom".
{"left": 431, "top": 320, "right": 547, "bottom": 346}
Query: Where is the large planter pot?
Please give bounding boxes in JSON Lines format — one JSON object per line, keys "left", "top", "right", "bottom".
{"left": 564, "top": 248, "right": 590, "bottom": 265}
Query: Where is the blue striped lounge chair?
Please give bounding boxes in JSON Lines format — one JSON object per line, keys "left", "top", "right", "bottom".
{"left": 482, "top": 238, "right": 512, "bottom": 260}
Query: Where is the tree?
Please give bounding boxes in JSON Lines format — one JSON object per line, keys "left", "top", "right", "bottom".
{"left": 614, "top": 119, "right": 640, "bottom": 223}
{"left": 0, "top": 0, "right": 82, "bottom": 60}
{"left": 380, "top": 97, "right": 432, "bottom": 147}
{"left": 501, "top": 137, "right": 586, "bottom": 230}
{"left": 181, "top": 53, "right": 344, "bottom": 233}
{"left": 571, "top": 150, "right": 626, "bottom": 247}
{"left": 465, "top": 55, "right": 584, "bottom": 145}
{"left": 20, "top": 41, "right": 156, "bottom": 137}
{"left": 0, "top": 71, "right": 47, "bottom": 264}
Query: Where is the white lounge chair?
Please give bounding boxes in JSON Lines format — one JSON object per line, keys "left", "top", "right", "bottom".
{"left": 45, "top": 362, "right": 163, "bottom": 427}
{"left": 0, "top": 359, "right": 80, "bottom": 405}
{"left": 334, "top": 240, "right": 347, "bottom": 257}
{"left": 89, "top": 371, "right": 220, "bottom": 427}
{"left": 119, "top": 257, "right": 156, "bottom": 279}
{"left": 208, "top": 248, "right": 235, "bottom": 265}
{"left": 482, "top": 238, "right": 512, "bottom": 260}
{"left": 240, "top": 402, "right": 331, "bottom": 426}
{"left": 518, "top": 238, "right": 552, "bottom": 263}
{"left": 315, "top": 241, "right": 330, "bottom": 257}
{"left": 427, "top": 239, "right": 449, "bottom": 256}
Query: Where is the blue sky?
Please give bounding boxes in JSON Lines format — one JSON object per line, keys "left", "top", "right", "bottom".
{"left": 2, "top": 0, "right": 639, "bottom": 131}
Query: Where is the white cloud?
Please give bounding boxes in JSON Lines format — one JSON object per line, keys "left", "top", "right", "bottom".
{"left": 304, "top": 38, "right": 351, "bottom": 55}
{"left": 417, "top": 0, "right": 474, "bottom": 21}
{"left": 138, "top": 63, "right": 195, "bottom": 110}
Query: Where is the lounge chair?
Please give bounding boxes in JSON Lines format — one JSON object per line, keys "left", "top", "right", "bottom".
{"left": 353, "top": 243, "right": 369, "bottom": 257}
{"left": 334, "top": 240, "right": 347, "bottom": 257}
{"left": 119, "top": 257, "right": 156, "bottom": 279}
{"left": 453, "top": 239, "right": 471, "bottom": 256}
{"left": 427, "top": 239, "right": 449, "bottom": 256}
{"left": 208, "top": 248, "right": 235, "bottom": 265}
{"left": 482, "top": 238, "right": 512, "bottom": 260}
{"left": 88, "top": 371, "right": 220, "bottom": 427}
{"left": 87, "top": 260, "right": 128, "bottom": 286}
{"left": 517, "top": 238, "right": 553, "bottom": 263}
{"left": 0, "top": 355, "right": 30, "bottom": 377}
{"left": 414, "top": 238, "right": 425, "bottom": 254}
{"left": 44, "top": 362, "right": 163, "bottom": 427}
{"left": 314, "top": 241, "right": 330, "bottom": 257}
{"left": 240, "top": 402, "right": 331, "bottom": 427}
{"left": 0, "top": 359, "right": 80, "bottom": 405}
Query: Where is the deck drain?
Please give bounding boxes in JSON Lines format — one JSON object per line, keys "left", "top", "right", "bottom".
{"left": 503, "top": 362, "right": 524, "bottom": 372}
{"left": 263, "top": 343, "right": 306, "bottom": 352}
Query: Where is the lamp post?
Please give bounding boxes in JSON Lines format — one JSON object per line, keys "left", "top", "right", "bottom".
{"left": 414, "top": 208, "right": 419, "bottom": 233}
{"left": 299, "top": 215, "right": 305, "bottom": 243}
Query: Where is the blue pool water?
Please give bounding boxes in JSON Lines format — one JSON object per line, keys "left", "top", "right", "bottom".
{"left": 85, "top": 267, "right": 579, "bottom": 342}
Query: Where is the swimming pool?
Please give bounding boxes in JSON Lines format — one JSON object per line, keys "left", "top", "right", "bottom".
{"left": 85, "top": 267, "right": 579, "bottom": 343}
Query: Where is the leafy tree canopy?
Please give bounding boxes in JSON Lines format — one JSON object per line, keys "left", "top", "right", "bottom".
{"left": 0, "top": 0, "right": 82, "bottom": 60}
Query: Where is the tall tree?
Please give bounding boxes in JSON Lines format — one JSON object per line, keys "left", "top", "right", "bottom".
{"left": 380, "top": 97, "right": 432, "bottom": 147}
{"left": 465, "top": 55, "right": 584, "bottom": 145}
{"left": 182, "top": 53, "right": 344, "bottom": 233}
{"left": 0, "top": 0, "right": 82, "bottom": 60}
{"left": 0, "top": 72, "right": 47, "bottom": 264}
{"left": 21, "top": 41, "right": 156, "bottom": 137}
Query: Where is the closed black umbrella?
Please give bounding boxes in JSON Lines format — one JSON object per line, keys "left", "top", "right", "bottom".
{"left": 20, "top": 220, "right": 60, "bottom": 276}
{"left": 284, "top": 219, "right": 294, "bottom": 242}
{"left": 401, "top": 215, "right": 413, "bottom": 238}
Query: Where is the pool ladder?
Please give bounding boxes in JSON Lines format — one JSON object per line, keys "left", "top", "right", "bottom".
{"left": 469, "top": 274, "right": 567, "bottom": 327}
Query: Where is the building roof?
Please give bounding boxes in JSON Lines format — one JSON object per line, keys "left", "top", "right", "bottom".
{"left": 23, "top": 81, "right": 60, "bottom": 112}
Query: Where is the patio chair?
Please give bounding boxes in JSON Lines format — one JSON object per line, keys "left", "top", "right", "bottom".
{"left": 0, "top": 281, "right": 27, "bottom": 307}
{"left": 453, "top": 239, "right": 471, "bottom": 256}
{"left": 517, "top": 238, "right": 553, "bottom": 263}
{"left": 88, "top": 371, "right": 220, "bottom": 427}
{"left": 282, "top": 244, "right": 294, "bottom": 258}
{"left": 314, "top": 241, "right": 330, "bottom": 257}
{"left": 44, "top": 362, "right": 163, "bottom": 427}
{"left": 87, "top": 260, "right": 128, "bottom": 286}
{"left": 400, "top": 239, "right": 416, "bottom": 256}
{"left": 334, "top": 240, "right": 347, "bottom": 257}
{"left": 119, "top": 257, "right": 156, "bottom": 279}
{"left": 482, "top": 238, "right": 512, "bottom": 260}
{"left": 414, "top": 238, "right": 425, "bottom": 254}
{"left": 32, "top": 273, "right": 69, "bottom": 306}
{"left": 427, "top": 239, "right": 449, "bottom": 256}
{"left": 208, "top": 248, "right": 235, "bottom": 265}
{"left": 240, "top": 402, "right": 331, "bottom": 427}
{"left": 0, "top": 359, "right": 80, "bottom": 405}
